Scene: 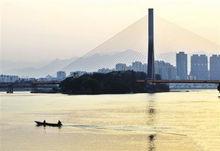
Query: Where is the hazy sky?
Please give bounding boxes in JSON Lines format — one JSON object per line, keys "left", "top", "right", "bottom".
{"left": 1, "top": 0, "right": 220, "bottom": 62}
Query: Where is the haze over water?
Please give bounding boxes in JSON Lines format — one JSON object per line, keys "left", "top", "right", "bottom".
{"left": 1, "top": 90, "right": 220, "bottom": 151}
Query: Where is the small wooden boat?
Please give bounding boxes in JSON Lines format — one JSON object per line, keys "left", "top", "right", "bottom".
{"left": 35, "top": 121, "right": 62, "bottom": 127}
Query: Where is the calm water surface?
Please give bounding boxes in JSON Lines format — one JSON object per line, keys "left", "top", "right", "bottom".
{"left": 1, "top": 90, "right": 220, "bottom": 151}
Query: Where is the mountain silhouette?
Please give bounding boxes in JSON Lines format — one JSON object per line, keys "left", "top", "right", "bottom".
{"left": 5, "top": 58, "right": 76, "bottom": 77}
{"left": 64, "top": 50, "right": 144, "bottom": 72}
{"left": 3, "top": 16, "right": 219, "bottom": 76}
{"left": 65, "top": 16, "right": 219, "bottom": 72}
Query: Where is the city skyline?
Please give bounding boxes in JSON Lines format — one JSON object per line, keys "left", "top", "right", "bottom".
{"left": 1, "top": 49, "right": 220, "bottom": 77}
{"left": 1, "top": 51, "right": 220, "bottom": 80}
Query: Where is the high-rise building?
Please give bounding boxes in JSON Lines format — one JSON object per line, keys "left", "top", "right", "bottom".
{"left": 131, "top": 61, "right": 147, "bottom": 72}
{"left": 155, "top": 61, "right": 177, "bottom": 80}
{"left": 176, "top": 52, "right": 188, "bottom": 80}
{"left": 115, "top": 63, "right": 128, "bottom": 71}
{"left": 57, "top": 71, "right": 66, "bottom": 80}
{"left": 132, "top": 61, "right": 142, "bottom": 72}
{"left": 0, "top": 74, "right": 19, "bottom": 83}
{"left": 210, "top": 55, "right": 220, "bottom": 80}
{"left": 190, "top": 54, "right": 208, "bottom": 80}
{"left": 97, "top": 68, "right": 113, "bottom": 74}
{"left": 69, "top": 71, "right": 86, "bottom": 78}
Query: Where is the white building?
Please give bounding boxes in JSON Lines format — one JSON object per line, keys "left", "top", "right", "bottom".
{"left": 115, "top": 63, "right": 128, "bottom": 71}
{"left": 97, "top": 68, "right": 113, "bottom": 74}
{"left": 210, "top": 54, "right": 220, "bottom": 80}
{"left": 38, "top": 75, "right": 57, "bottom": 82}
{"left": 176, "top": 52, "right": 188, "bottom": 80}
{"left": 69, "top": 71, "right": 87, "bottom": 78}
{"left": 131, "top": 61, "right": 147, "bottom": 73}
{"left": 57, "top": 71, "right": 66, "bottom": 81}
{"left": 155, "top": 61, "right": 177, "bottom": 80}
{"left": 190, "top": 54, "right": 208, "bottom": 80}
{"left": 0, "top": 75, "right": 19, "bottom": 83}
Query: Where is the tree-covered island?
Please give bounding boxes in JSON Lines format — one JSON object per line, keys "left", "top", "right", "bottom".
{"left": 60, "top": 71, "right": 169, "bottom": 94}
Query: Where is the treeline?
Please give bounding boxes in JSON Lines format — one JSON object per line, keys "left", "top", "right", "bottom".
{"left": 60, "top": 71, "right": 169, "bottom": 94}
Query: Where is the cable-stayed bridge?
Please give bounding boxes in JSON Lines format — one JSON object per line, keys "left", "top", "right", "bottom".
{"left": 1, "top": 9, "right": 219, "bottom": 93}
{"left": 139, "top": 9, "right": 220, "bottom": 92}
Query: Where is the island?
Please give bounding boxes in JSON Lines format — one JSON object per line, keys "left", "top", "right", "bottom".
{"left": 60, "top": 71, "right": 169, "bottom": 94}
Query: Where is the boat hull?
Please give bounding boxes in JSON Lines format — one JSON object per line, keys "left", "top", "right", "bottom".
{"left": 35, "top": 121, "right": 62, "bottom": 127}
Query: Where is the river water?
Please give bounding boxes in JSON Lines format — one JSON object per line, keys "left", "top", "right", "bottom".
{"left": 0, "top": 90, "right": 220, "bottom": 151}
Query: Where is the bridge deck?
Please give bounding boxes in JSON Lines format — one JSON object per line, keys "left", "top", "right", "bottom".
{"left": 0, "top": 81, "right": 61, "bottom": 88}
{"left": 137, "top": 80, "right": 220, "bottom": 84}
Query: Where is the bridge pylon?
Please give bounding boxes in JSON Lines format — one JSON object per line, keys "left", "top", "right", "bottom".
{"left": 147, "top": 8, "right": 155, "bottom": 80}
{"left": 218, "top": 83, "right": 220, "bottom": 93}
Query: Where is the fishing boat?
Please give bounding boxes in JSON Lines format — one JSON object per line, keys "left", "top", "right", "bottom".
{"left": 35, "top": 120, "right": 62, "bottom": 127}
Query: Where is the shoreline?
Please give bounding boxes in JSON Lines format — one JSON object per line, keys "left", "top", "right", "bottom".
{"left": 1, "top": 88, "right": 218, "bottom": 95}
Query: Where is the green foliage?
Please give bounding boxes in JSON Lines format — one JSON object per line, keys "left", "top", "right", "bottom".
{"left": 60, "top": 71, "right": 169, "bottom": 94}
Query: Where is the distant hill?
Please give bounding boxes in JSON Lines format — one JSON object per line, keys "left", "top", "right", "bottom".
{"left": 64, "top": 16, "right": 219, "bottom": 72}
{"left": 84, "top": 16, "right": 219, "bottom": 57}
{"left": 3, "top": 58, "right": 77, "bottom": 77}
{"left": 2, "top": 16, "right": 219, "bottom": 77}
{"left": 64, "top": 50, "right": 145, "bottom": 72}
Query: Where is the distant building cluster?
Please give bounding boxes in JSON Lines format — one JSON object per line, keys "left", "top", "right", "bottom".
{"left": 97, "top": 68, "right": 113, "bottom": 74}
{"left": 0, "top": 75, "right": 20, "bottom": 83}
{"left": 97, "top": 61, "right": 175, "bottom": 80}
{"left": 0, "top": 74, "right": 36, "bottom": 83}
{"left": 33, "top": 71, "right": 88, "bottom": 82}
{"left": 38, "top": 75, "right": 58, "bottom": 82}
{"left": 112, "top": 61, "right": 176, "bottom": 79}
{"left": 69, "top": 71, "right": 87, "bottom": 78}
{"left": 57, "top": 71, "right": 66, "bottom": 80}
{"left": 176, "top": 52, "right": 220, "bottom": 80}
{"left": 176, "top": 52, "right": 188, "bottom": 80}
{"left": 210, "top": 55, "right": 220, "bottom": 80}
{"left": 115, "top": 61, "right": 147, "bottom": 73}
{"left": 1, "top": 52, "right": 219, "bottom": 84}
{"left": 155, "top": 61, "right": 176, "bottom": 80}
{"left": 96, "top": 52, "right": 220, "bottom": 81}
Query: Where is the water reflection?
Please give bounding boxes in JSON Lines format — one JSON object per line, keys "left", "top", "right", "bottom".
{"left": 2, "top": 91, "right": 220, "bottom": 151}
{"left": 35, "top": 124, "right": 62, "bottom": 129}
{"left": 147, "top": 95, "right": 157, "bottom": 151}
{"left": 147, "top": 97, "right": 156, "bottom": 125}
{"left": 148, "top": 134, "right": 156, "bottom": 151}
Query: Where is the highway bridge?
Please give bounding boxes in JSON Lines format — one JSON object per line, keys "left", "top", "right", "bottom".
{"left": 137, "top": 80, "right": 220, "bottom": 84}
{"left": 0, "top": 81, "right": 61, "bottom": 93}
{"left": 137, "top": 80, "right": 220, "bottom": 92}
{"left": 1, "top": 79, "right": 220, "bottom": 93}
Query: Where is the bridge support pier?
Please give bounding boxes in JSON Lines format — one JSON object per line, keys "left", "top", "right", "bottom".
{"left": 31, "top": 83, "right": 38, "bottom": 93}
{"left": 7, "top": 85, "right": 14, "bottom": 93}
{"left": 145, "top": 83, "right": 156, "bottom": 93}
{"left": 218, "top": 83, "right": 220, "bottom": 93}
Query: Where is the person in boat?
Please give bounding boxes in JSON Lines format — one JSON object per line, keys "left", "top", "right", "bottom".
{"left": 43, "top": 120, "right": 46, "bottom": 125}
{"left": 58, "top": 120, "right": 62, "bottom": 125}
